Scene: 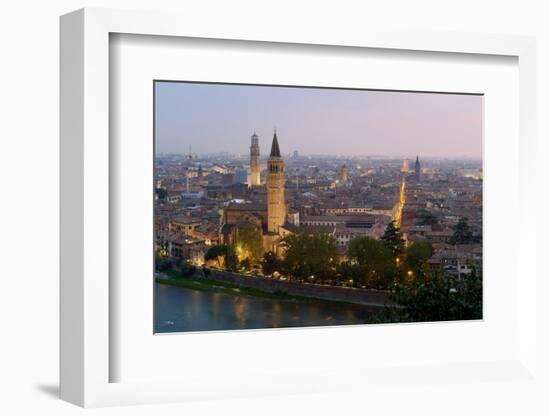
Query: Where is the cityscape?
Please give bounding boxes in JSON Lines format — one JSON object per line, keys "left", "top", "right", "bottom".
{"left": 154, "top": 82, "right": 483, "bottom": 333}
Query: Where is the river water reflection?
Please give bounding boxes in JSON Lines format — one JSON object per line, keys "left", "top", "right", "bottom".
{"left": 155, "top": 282, "right": 381, "bottom": 333}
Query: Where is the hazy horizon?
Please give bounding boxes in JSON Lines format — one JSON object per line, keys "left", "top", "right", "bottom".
{"left": 155, "top": 151, "right": 482, "bottom": 161}
{"left": 155, "top": 82, "right": 483, "bottom": 159}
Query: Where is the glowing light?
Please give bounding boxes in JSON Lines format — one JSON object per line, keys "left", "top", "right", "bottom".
{"left": 235, "top": 244, "right": 251, "bottom": 263}
{"left": 392, "top": 179, "right": 406, "bottom": 228}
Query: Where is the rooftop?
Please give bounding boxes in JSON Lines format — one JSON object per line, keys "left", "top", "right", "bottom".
{"left": 226, "top": 202, "right": 267, "bottom": 211}
{"left": 269, "top": 131, "right": 281, "bottom": 158}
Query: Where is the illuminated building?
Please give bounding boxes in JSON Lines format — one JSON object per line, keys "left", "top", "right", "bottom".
{"left": 267, "top": 130, "right": 287, "bottom": 233}
{"left": 249, "top": 132, "right": 261, "bottom": 186}
{"left": 401, "top": 158, "right": 410, "bottom": 172}
{"left": 339, "top": 163, "right": 349, "bottom": 182}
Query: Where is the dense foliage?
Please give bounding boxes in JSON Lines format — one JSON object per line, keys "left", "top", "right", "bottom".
{"left": 343, "top": 237, "right": 396, "bottom": 289}
{"left": 390, "top": 270, "right": 482, "bottom": 322}
{"left": 406, "top": 241, "right": 433, "bottom": 273}
{"left": 450, "top": 217, "right": 474, "bottom": 245}
{"left": 178, "top": 259, "right": 197, "bottom": 277}
{"left": 281, "top": 233, "right": 339, "bottom": 281}
{"left": 262, "top": 251, "right": 283, "bottom": 276}
{"left": 348, "top": 236, "right": 393, "bottom": 267}
{"left": 204, "top": 244, "right": 238, "bottom": 271}
{"left": 381, "top": 220, "right": 405, "bottom": 257}
{"left": 155, "top": 187, "right": 168, "bottom": 200}
{"left": 235, "top": 223, "right": 263, "bottom": 265}
{"left": 155, "top": 255, "right": 173, "bottom": 272}
{"left": 415, "top": 208, "right": 438, "bottom": 226}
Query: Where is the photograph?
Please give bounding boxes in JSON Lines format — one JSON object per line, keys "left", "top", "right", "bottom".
{"left": 2, "top": 0, "right": 541, "bottom": 412}
{"left": 153, "top": 81, "right": 483, "bottom": 333}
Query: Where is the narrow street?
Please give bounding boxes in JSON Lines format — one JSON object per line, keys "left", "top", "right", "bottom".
{"left": 393, "top": 178, "right": 406, "bottom": 228}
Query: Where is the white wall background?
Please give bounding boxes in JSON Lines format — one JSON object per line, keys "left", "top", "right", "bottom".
{"left": 0, "top": 1, "right": 548, "bottom": 415}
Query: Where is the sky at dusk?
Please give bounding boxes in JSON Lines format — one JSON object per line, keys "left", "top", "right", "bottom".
{"left": 154, "top": 81, "right": 483, "bottom": 159}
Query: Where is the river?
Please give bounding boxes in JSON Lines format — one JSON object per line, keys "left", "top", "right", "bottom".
{"left": 155, "top": 282, "right": 381, "bottom": 333}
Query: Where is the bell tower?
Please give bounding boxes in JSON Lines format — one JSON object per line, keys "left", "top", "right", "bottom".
{"left": 267, "top": 130, "right": 286, "bottom": 233}
{"left": 249, "top": 132, "right": 260, "bottom": 186}
{"left": 339, "top": 163, "right": 349, "bottom": 182}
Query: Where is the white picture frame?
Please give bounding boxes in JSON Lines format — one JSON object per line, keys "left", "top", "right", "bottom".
{"left": 60, "top": 7, "right": 538, "bottom": 407}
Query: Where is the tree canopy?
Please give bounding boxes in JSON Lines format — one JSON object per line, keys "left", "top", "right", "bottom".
{"left": 406, "top": 241, "right": 433, "bottom": 273}
{"left": 450, "top": 217, "right": 474, "bottom": 245}
{"left": 415, "top": 209, "right": 438, "bottom": 226}
{"left": 204, "top": 244, "right": 237, "bottom": 271}
{"left": 348, "top": 236, "right": 393, "bottom": 268}
{"left": 235, "top": 223, "right": 263, "bottom": 266}
{"left": 344, "top": 236, "right": 396, "bottom": 289}
{"left": 262, "top": 251, "right": 283, "bottom": 276}
{"left": 155, "top": 187, "right": 168, "bottom": 200}
{"left": 381, "top": 220, "right": 405, "bottom": 257}
{"left": 282, "top": 233, "right": 339, "bottom": 280}
{"left": 392, "top": 271, "right": 482, "bottom": 322}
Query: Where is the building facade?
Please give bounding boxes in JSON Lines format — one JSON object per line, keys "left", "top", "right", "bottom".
{"left": 234, "top": 166, "right": 248, "bottom": 184}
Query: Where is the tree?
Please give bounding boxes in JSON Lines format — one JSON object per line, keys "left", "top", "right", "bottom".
{"left": 416, "top": 209, "right": 438, "bottom": 226}
{"left": 204, "top": 245, "right": 227, "bottom": 268}
{"left": 155, "top": 187, "right": 168, "bottom": 200}
{"left": 391, "top": 270, "right": 482, "bottom": 322}
{"left": 346, "top": 236, "right": 395, "bottom": 289}
{"left": 348, "top": 236, "right": 393, "bottom": 268}
{"left": 336, "top": 261, "right": 362, "bottom": 285}
{"left": 204, "top": 244, "right": 237, "bottom": 271}
{"left": 235, "top": 223, "right": 262, "bottom": 266}
{"left": 225, "top": 245, "right": 238, "bottom": 271}
{"left": 155, "top": 255, "right": 173, "bottom": 272}
{"left": 177, "top": 259, "right": 197, "bottom": 277}
{"left": 283, "top": 233, "right": 339, "bottom": 280}
{"left": 450, "top": 217, "right": 473, "bottom": 245}
{"left": 406, "top": 241, "right": 433, "bottom": 273}
{"left": 239, "top": 258, "right": 251, "bottom": 271}
{"left": 262, "top": 251, "right": 283, "bottom": 276}
{"left": 381, "top": 221, "right": 405, "bottom": 257}
{"left": 156, "top": 240, "right": 170, "bottom": 258}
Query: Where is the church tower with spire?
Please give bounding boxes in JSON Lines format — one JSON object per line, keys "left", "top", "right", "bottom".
{"left": 249, "top": 132, "right": 260, "bottom": 186}
{"left": 414, "top": 155, "right": 421, "bottom": 182}
{"left": 266, "top": 130, "right": 286, "bottom": 233}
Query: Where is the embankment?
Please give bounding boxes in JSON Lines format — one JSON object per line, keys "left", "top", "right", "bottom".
{"left": 204, "top": 269, "right": 390, "bottom": 307}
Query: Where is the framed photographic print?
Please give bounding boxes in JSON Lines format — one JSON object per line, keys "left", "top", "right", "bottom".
{"left": 152, "top": 80, "right": 483, "bottom": 334}
{"left": 60, "top": 8, "right": 538, "bottom": 408}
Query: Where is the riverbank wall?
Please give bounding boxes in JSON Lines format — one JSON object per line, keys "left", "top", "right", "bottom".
{"left": 203, "top": 269, "right": 390, "bottom": 307}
